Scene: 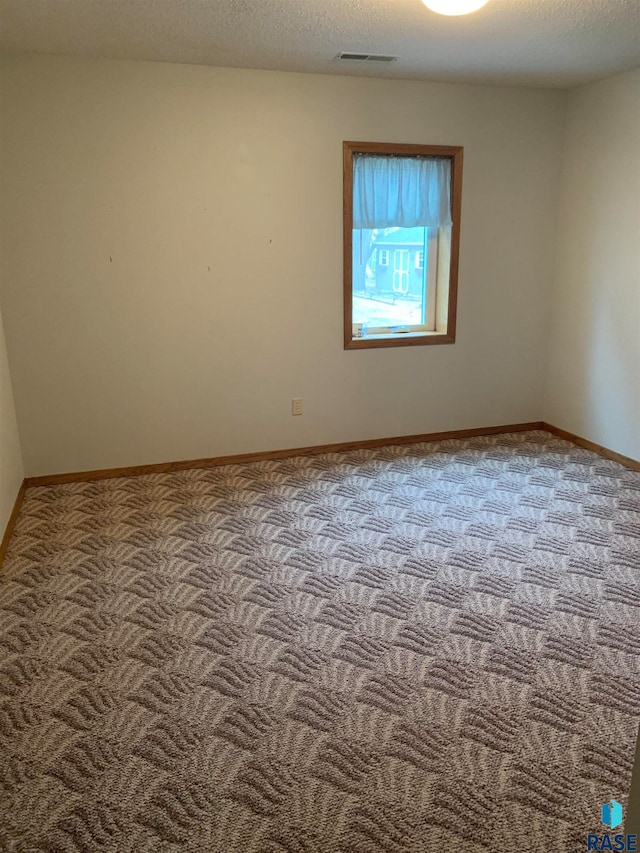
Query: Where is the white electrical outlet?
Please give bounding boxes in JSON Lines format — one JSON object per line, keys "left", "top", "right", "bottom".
{"left": 291, "top": 398, "right": 303, "bottom": 416}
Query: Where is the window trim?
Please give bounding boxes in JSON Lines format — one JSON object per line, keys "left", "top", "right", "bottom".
{"left": 343, "top": 141, "right": 463, "bottom": 350}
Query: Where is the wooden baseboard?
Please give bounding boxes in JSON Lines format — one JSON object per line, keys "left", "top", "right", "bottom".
{"left": 542, "top": 423, "right": 640, "bottom": 471}
{"left": 0, "top": 481, "right": 27, "bottom": 570}
{"left": 24, "top": 422, "right": 544, "bottom": 487}
{"left": 20, "top": 420, "right": 639, "bottom": 491}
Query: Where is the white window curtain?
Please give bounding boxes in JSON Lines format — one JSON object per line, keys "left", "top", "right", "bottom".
{"left": 353, "top": 154, "right": 452, "bottom": 230}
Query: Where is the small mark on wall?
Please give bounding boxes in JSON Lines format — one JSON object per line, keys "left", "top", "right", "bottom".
{"left": 109, "top": 256, "right": 112, "bottom": 263}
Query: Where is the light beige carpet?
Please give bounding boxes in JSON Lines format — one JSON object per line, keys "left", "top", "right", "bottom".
{"left": 0, "top": 430, "right": 639, "bottom": 852}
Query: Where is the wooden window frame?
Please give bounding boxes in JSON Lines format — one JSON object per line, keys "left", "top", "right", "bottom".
{"left": 343, "top": 141, "right": 463, "bottom": 350}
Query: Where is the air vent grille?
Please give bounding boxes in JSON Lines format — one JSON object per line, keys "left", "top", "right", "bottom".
{"left": 335, "top": 53, "right": 397, "bottom": 63}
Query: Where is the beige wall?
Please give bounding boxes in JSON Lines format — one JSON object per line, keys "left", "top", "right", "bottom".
{"left": 0, "top": 53, "right": 566, "bottom": 477}
{"left": 0, "top": 302, "right": 24, "bottom": 534}
{"left": 545, "top": 69, "right": 640, "bottom": 460}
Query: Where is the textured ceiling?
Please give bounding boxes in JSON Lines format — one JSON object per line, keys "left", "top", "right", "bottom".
{"left": 0, "top": 0, "right": 639, "bottom": 88}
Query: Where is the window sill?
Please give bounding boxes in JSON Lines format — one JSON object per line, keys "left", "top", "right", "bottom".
{"left": 345, "top": 331, "right": 455, "bottom": 350}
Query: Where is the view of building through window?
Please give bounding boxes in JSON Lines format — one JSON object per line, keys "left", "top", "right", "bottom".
{"left": 352, "top": 226, "right": 431, "bottom": 329}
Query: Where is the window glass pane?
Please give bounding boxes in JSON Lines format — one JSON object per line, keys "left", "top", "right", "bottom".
{"left": 352, "top": 226, "right": 429, "bottom": 329}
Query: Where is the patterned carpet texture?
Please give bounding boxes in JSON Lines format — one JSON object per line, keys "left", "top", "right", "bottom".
{"left": 1, "top": 430, "right": 639, "bottom": 852}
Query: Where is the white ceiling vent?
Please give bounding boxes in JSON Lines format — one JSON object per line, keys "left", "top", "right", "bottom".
{"left": 335, "top": 53, "right": 397, "bottom": 63}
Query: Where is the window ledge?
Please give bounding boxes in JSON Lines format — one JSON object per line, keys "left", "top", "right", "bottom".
{"left": 345, "top": 331, "right": 455, "bottom": 350}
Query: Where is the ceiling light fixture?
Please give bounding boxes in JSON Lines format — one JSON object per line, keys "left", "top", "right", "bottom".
{"left": 422, "top": 0, "right": 490, "bottom": 15}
